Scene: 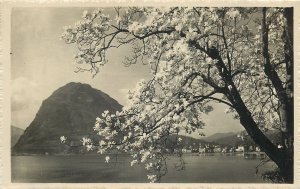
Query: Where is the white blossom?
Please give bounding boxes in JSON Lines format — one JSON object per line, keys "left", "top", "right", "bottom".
{"left": 81, "top": 137, "right": 92, "bottom": 146}
{"left": 131, "top": 159, "right": 138, "bottom": 166}
{"left": 227, "top": 9, "right": 240, "bottom": 18}
{"left": 147, "top": 175, "right": 157, "bottom": 183}
{"left": 105, "top": 156, "right": 110, "bottom": 163}
{"left": 60, "top": 136, "right": 67, "bottom": 143}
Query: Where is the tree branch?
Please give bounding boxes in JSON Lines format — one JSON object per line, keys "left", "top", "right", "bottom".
{"left": 262, "top": 8, "right": 287, "bottom": 105}
{"left": 193, "top": 94, "right": 234, "bottom": 108}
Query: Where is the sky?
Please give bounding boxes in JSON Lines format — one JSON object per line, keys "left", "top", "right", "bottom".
{"left": 11, "top": 7, "right": 244, "bottom": 137}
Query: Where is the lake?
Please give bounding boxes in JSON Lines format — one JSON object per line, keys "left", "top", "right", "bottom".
{"left": 11, "top": 154, "right": 276, "bottom": 183}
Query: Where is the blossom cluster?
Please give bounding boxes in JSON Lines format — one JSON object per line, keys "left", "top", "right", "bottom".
{"left": 62, "top": 7, "right": 288, "bottom": 182}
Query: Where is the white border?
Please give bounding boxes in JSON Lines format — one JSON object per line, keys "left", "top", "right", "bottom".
{"left": 1, "top": 1, "right": 299, "bottom": 188}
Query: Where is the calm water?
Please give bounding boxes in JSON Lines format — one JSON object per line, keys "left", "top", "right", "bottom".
{"left": 11, "top": 154, "right": 276, "bottom": 183}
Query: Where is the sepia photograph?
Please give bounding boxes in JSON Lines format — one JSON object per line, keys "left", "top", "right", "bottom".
{"left": 3, "top": 3, "right": 298, "bottom": 186}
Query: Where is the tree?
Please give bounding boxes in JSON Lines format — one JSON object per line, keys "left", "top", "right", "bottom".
{"left": 61, "top": 7, "right": 293, "bottom": 183}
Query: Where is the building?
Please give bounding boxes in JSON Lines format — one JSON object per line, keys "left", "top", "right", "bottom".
{"left": 214, "top": 146, "right": 222, "bottom": 153}
{"left": 255, "top": 146, "right": 261, "bottom": 152}
{"left": 236, "top": 146, "right": 244, "bottom": 152}
{"left": 199, "top": 147, "right": 206, "bottom": 154}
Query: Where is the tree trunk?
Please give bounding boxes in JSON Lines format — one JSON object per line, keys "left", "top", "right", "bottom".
{"left": 231, "top": 8, "right": 294, "bottom": 183}
{"left": 278, "top": 7, "right": 294, "bottom": 183}
{"left": 233, "top": 90, "right": 293, "bottom": 183}
{"left": 209, "top": 47, "right": 290, "bottom": 182}
{"left": 238, "top": 7, "right": 294, "bottom": 183}
{"left": 199, "top": 7, "right": 294, "bottom": 182}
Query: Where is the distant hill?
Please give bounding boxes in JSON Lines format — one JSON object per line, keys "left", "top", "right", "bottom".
{"left": 203, "top": 132, "right": 236, "bottom": 142}
{"left": 203, "top": 132, "right": 245, "bottom": 146}
{"left": 202, "top": 130, "right": 282, "bottom": 146}
{"left": 11, "top": 126, "right": 24, "bottom": 147}
{"left": 160, "top": 134, "right": 211, "bottom": 152}
{"left": 169, "top": 135, "right": 207, "bottom": 146}
{"left": 12, "top": 82, "right": 122, "bottom": 155}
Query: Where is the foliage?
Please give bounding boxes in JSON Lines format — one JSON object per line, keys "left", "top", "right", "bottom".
{"left": 61, "top": 7, "right": 293, "bottom": 182}
{"left": 262, "top": 168, "right": 285, "bottom": 183}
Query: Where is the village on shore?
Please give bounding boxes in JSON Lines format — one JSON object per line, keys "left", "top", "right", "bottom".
{"left": 172, "top": 142, "right": 283, "bottom": 159}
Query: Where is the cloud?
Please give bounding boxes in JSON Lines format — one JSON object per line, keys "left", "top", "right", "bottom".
{"left": 11, "top": 77, "right": 41, "bottom": 111}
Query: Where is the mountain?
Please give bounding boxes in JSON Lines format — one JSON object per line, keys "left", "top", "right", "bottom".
{"left": 12, "top": 82, "right": 122, "bottom": 155}
{"left": 11, "top": 126, "right": 24, "bottom": 147}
